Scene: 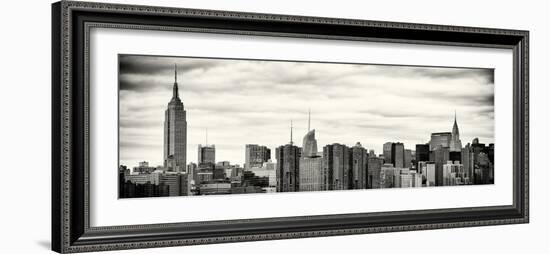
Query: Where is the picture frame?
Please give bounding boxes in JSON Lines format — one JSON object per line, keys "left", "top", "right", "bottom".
{"left": 51, "top": 1, "right": 529, "bottom": 253}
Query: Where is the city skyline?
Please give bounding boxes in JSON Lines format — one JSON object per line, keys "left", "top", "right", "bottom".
{"left": 119, "top": 55, "right": 494, "bottom": 167}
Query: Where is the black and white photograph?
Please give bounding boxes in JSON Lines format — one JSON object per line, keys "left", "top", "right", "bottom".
{"left": 118, "top": 54, "right": 495, "bottom": 198}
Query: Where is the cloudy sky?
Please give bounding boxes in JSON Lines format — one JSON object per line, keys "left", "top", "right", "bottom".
{"left": 119, "top": 54, "right": 494, "bottom": 168}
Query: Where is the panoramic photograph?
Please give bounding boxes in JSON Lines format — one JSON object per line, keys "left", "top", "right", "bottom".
{"left": 118, "top": 54, "right": 495, "bottom": 198}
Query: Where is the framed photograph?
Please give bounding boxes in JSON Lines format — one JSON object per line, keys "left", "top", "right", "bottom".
{"left": 51, "top": 1, "right": 529, "bottom": 253}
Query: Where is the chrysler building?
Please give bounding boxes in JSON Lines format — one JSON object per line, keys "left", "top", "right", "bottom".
{"left": 449, "top": 111, "right": 462, "bottom": 152}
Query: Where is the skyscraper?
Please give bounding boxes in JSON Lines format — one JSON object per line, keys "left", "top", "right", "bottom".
{"left": 323, "top": 143, "right": 351, "bottom": 190}
{"left": 163, "top": 64, "right": 187, "bottom": 172}
{"left": 383, "top": 142, "right": 393, "bottom": 164}
{"left": 302, "top": 109, "right": 318, "bottom": 158}
{"left": 245, "top": 144, "right": 271, "bottom": 170}
{"left": 404, "top": 149, "right": 412, "bottom": 169}
{"left": 367, "top": 157, "right": 383, "bottom": 189}
{"left": 432, "top": 146, "right": 450, "bottom": 186}
{"left": 299, "top": 111, "right": 324, "bottom": 192}
{"left": 450, "top": 111, "right": 463, "bottom": 152}
{"left": 391, "top": 142, "right": 405, "bottom": 168}
{"left": 415, "top": 143, "right": 430, "bottom": 170}
{"left": 350, "top": 142, "right": 368, "bottom": 189}
{"left": 198, "top": 144, "right": 215, "bottom": 165}
{"left": 275, "top": 121, "right": 301, "bottom": 192}
{"left": 429, "top": 132, "right": 451, "bottom": 151}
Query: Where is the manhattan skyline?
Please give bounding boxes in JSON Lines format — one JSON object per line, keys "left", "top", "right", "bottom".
{"left": 119, "top": 55, "right": 494, "bottom": 167}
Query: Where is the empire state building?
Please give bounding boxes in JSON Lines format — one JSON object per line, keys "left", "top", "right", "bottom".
{"left": 163, "top": 64, "right": 187, "bottom": 171}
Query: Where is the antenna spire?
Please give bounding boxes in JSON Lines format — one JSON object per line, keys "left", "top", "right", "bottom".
{"left": 308, "top": 108, "right": 311, "bottom": 132}
{"left": 454, "top": 110, "right": 457, "bottom": 123}
{"left": 172, "top": 63, "right": 179, "bottom": 99}
{"left": 205, "top": 128, "right": 208, "bottom": 146}
{"left": 290, "top": 120, "right": 293, "bottom": 145}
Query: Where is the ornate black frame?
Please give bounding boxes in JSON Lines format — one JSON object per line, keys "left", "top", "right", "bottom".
{"left": 51, "top": 1, "right": 529, "bottom": 253}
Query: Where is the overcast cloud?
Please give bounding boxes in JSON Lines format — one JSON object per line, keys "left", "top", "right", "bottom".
{"left": 119, "top": 55, "right": 495, "bottom": 167}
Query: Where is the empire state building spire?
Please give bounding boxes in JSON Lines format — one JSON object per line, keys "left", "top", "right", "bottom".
{"left": 172, "top": 63, "right": 179, "bottom": 99}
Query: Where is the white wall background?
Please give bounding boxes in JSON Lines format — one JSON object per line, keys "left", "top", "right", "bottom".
{"left": 0, "top": 0, "right": 546, "bottom": 253}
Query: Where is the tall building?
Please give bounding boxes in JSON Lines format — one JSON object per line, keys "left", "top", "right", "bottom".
{"left": 299, "top": 156, "right": 324, "bottom": 191}
{"left": 350, "top": 142, "right": 368, "bottom": 189}
{"left": 244, "top": 144, "right": 271, "bottom": 170}
{"left": 323, "top": 143, "right": 351, "bottom": 190}
{"left": 299, "top": 112, "right": 324, "bottom": 192}
{"left": 470, "top": 138, "right": 494, "bottom": 184}
{"left": 429, "top": 132, "right": 451, "bottom": 151}
{"left": 302, "top": 109, "right": 318, "bottom": 157}
{"left": 367, "top": 157, "right": 383, "bottom": 189}
{"left": 461, "top": 144, "right": 472, "bottom": 180}
{"left": 404, "top": 149, "right": 412, "bottom": 169}
{"left": 415, "top": 143, "right": 430, "bottom": 170}
{"left": 383, "top": 142, "right": 393, "bottom": 164}
{"left": 159, "top": 173, "right": 189, "bottom": 196}
{"left": 391, "top": 142, "right": 405, "bottom": 168}
{"left": 275, "top": 121, "right": 301, "bottom": 192}
{"left": 449, "top": 112, "right": 463, "bottom": 152}
{"left": 380, "top": 164, "right": 400, "bottom": 188}
{"left": 425, "top": 162, "right": 436, "bottom": 187}
{"left": 198, "top": 144, "right": 215, "bottom": 165}
{"left": 432, "top": 146, "right": 450, "bottom": 186}
{"left": 163, "top": 64, "right": 187, "bottom": 172}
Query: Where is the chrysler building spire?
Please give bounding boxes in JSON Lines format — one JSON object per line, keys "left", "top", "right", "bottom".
{"left": 450, "top": 110, "right": 462, "bottom": 152}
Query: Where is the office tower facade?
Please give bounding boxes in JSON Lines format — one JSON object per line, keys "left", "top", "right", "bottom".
{"left": 429, "top": 132, "right": 452, "bottom": 151}
{"left": 163, "top": 64, "right": 187, "bottom": 172}
{"left": 383, "top": 142, "right": 393, "bottom": 164}
{"left": 400, "top": 173, "right": 413, "bottom": 188}
{"left": 469, "top": 138, "right": 494, "bottom": 184}
{"left": 299, "top": 156, "right": 324, "bottom": 191}
{"left": 250, "top": 162, "right": 277, "bottom": 187}
{"left": 275, "top": 144, "right": 301, "bottom": 192}
{"left": 404, "top": 149, "right": 412, "bottom": 169}
{"left": 411, "top": 171, "right": 423, "bottom": 187}
{"left": 323, "top": 143, "right": 352, "bottom": 190}
{"left": 433, "top": 146, "right": 450, "bottom": 186}
{"left": 380, "top": 164, "right": 401, "bottom": 188}
{"left": 424, "top": 162, "right": 436, "bottom": 186}
{"left": 461, "top": 144, "right": 472, "bottom": 180}
{"left": 391, "top": 142, "right": 405, "bottom": 168}
{"left": 449, "top": 151, "right": 462, "bottom": 164}
{"left": 367, "top": 157, "right": 383, "bottom": 189}
{"left": 350, "top": 142, "right": 369, "bottom": 189}
{"left": 198, "top": 144, "right": 216, "bottom": 165}
{"left": 159, "top": 173, "right": 189, "bottom": 196}
{"left": 245, "top": 144, "right": 271, "bottom": 170}
{"left": 415, "top": 143, "right": 430, "bottom": 170}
